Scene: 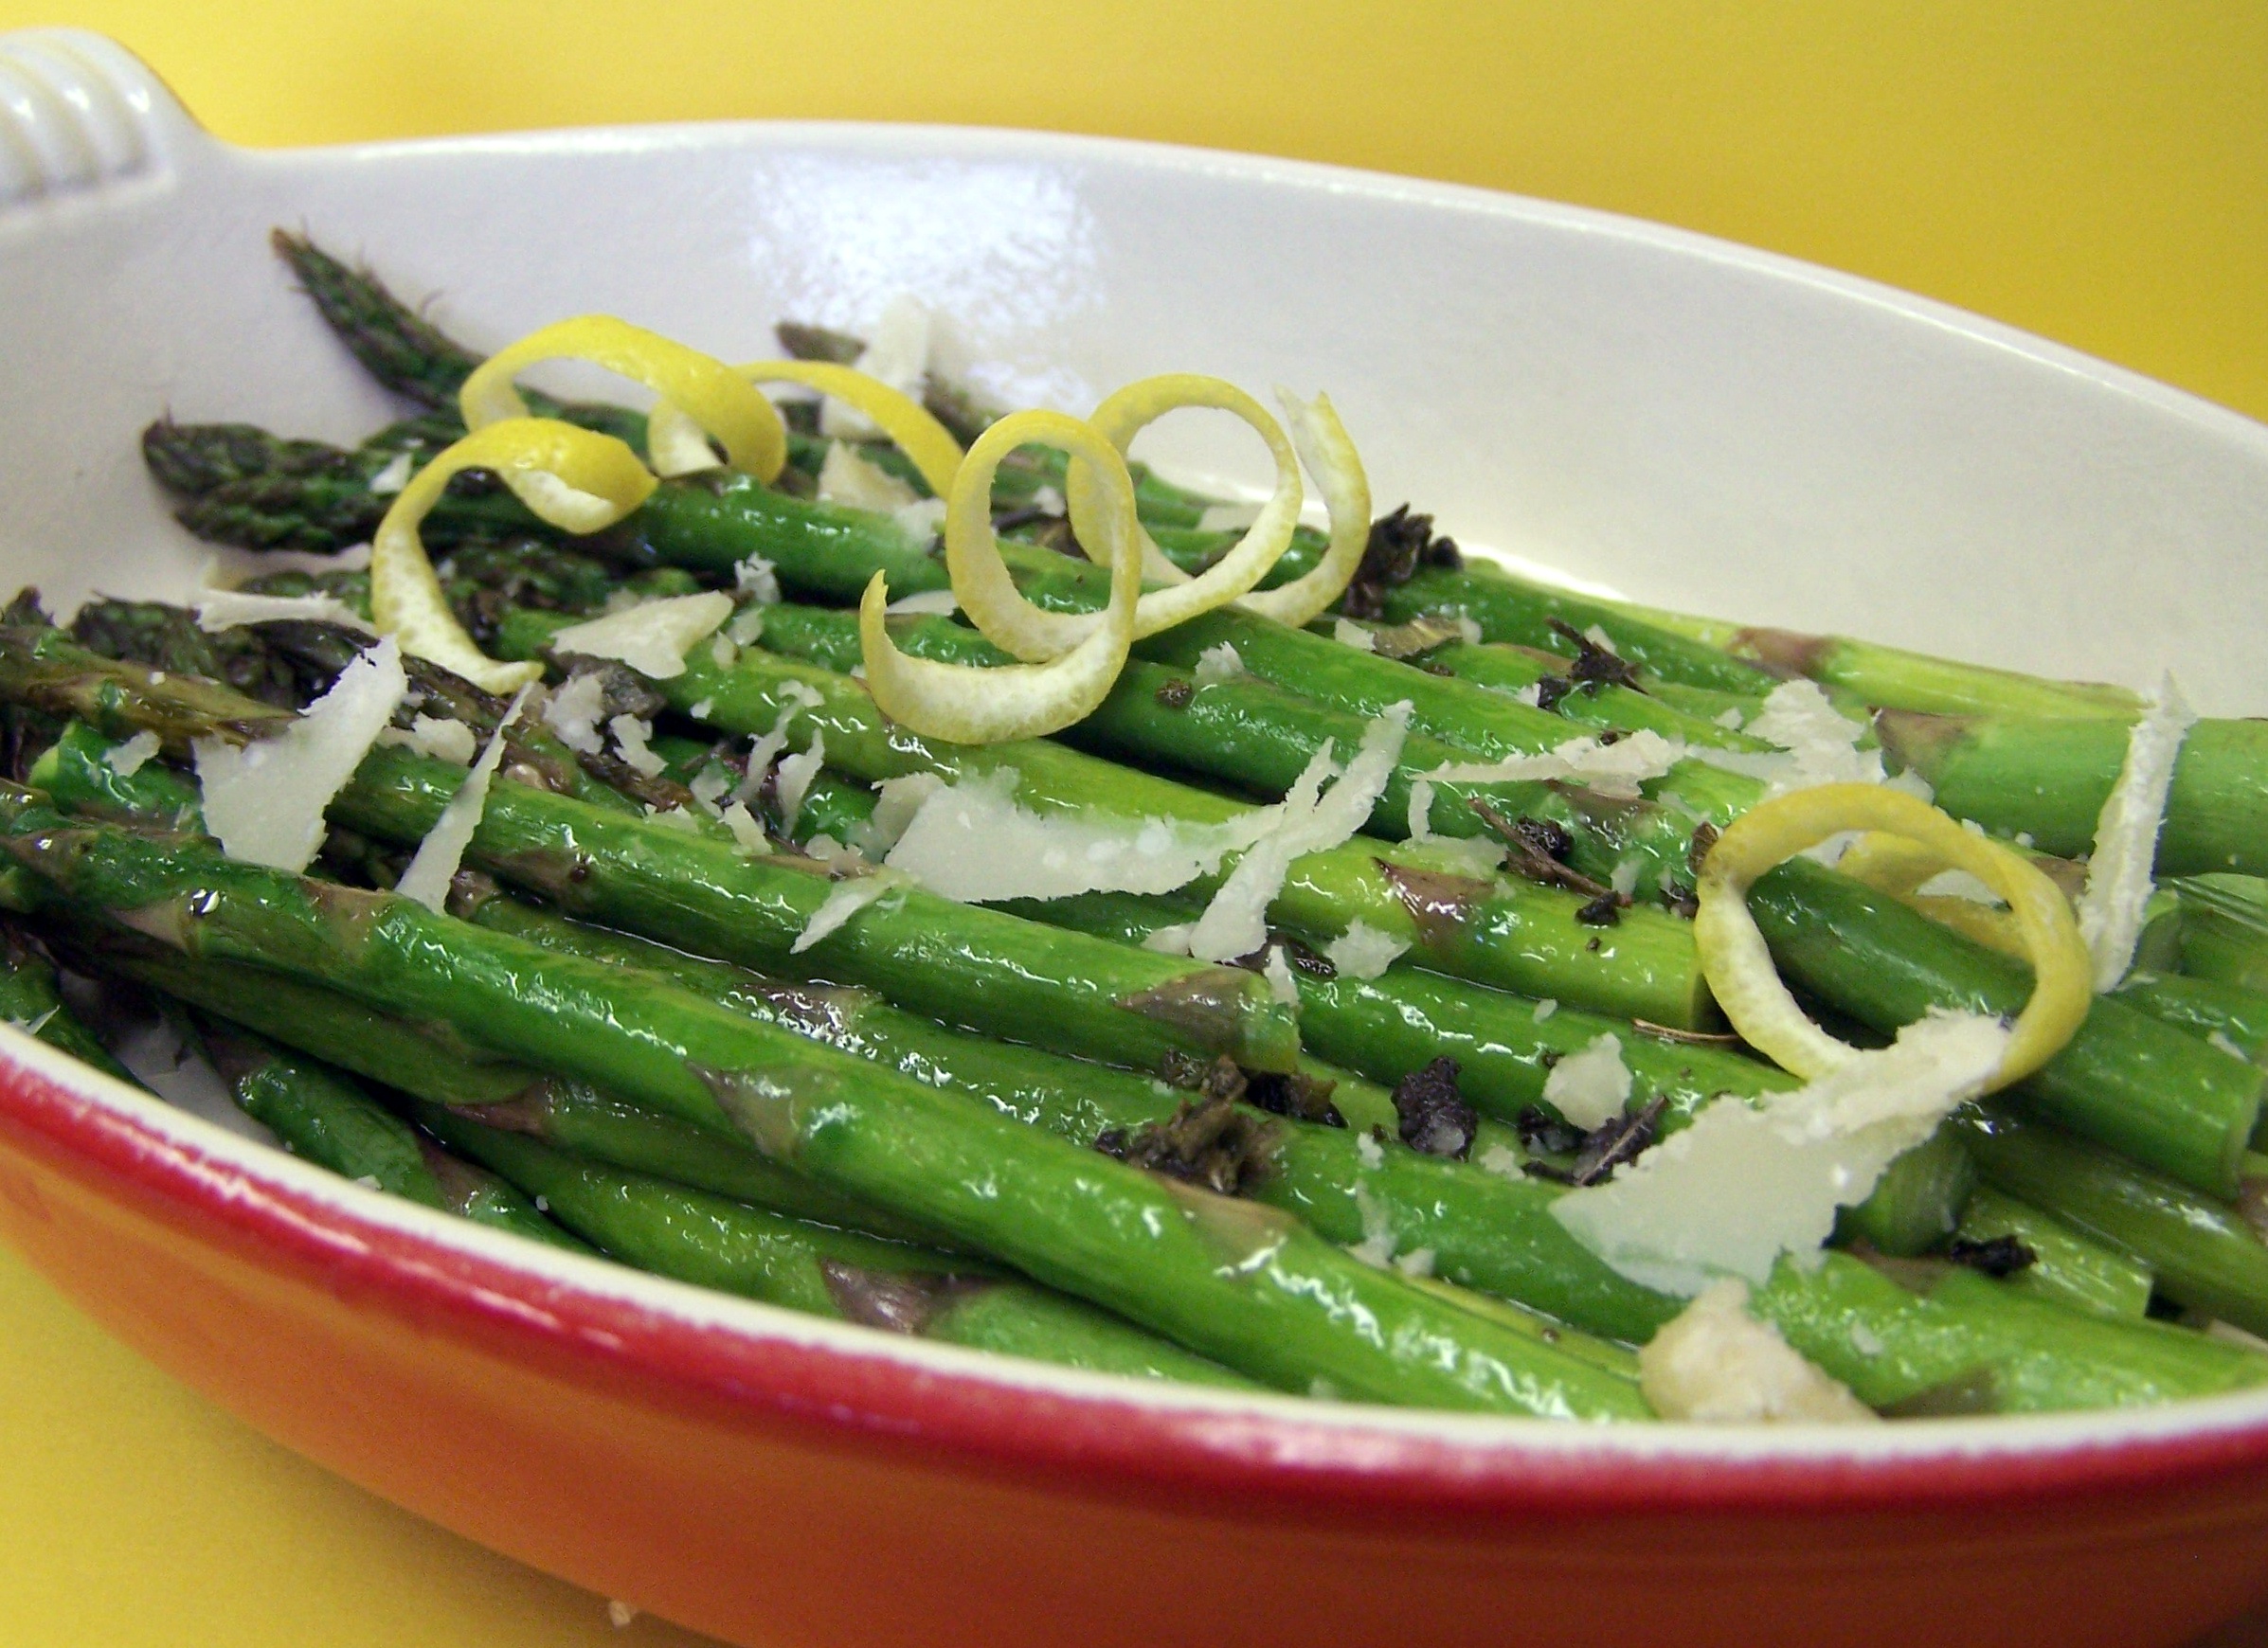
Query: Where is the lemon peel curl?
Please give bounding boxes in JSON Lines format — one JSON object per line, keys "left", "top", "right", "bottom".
{"left": 371, "top": 418, "right": 656, "bottom": 694}
{"left": 860, "top": 409, "right": 1142, "bottom": 743}
{"left": 1068, "top": 373, "right": 1305, "bottom": 605}
{"left": 1694, "top": 784, "right": 2090, "bottom": 1090}
{"left": 1233, "top": 391, "right": 1372, "bottom": 629}
{"left": 1836, "top": 829, "right": 2033, "bottom": 958}
{"left": 459, "top": 315, "right": 785, "bottom": 483}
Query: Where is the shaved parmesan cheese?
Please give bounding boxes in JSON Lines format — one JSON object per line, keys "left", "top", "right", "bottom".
{"left": 1479, "top": 1143, "right": 1523, "bottom": 1181}
{"left": 1346, "top": 1181, "right": 1397, "bottom": 1268}
{"left": 1533, "top": 998, "right": 1557, "bottom": 1022}
{"left": 1143, "top": 923, "right": 1197, "bottom": 956}
{"left": 849, "top": 772, "right": 945, "bottom": 859}
{"left": 1354, "top": 1131, "right": 1386, "bottom": 1170}
{"left": 1323, "top": 920, "right": 1409, "bottom": 980}
{"left": 885, "top": 769, "right": 1260, "bottom": 903}
{"left": 688, "top": 763, "right": 732, "bottom": 814}
{"left": 1430, "top": 729, "right": 1684, "bottom": 801}
{"left": 720, "top": 801, "right": 770, "bottom": 855}
{"left": 2077, "top": 675, "right": 2196, "bottom": 992}
{"left": 893, "top": 498, "right": 948, "bottom": 542}
{"left": 734, "top": 689, "right": 820, "bottom": 807}
{"left": 196, "top": 589, "right": 375, "bottom": 636}
{"left": 1262, "top": 945, "right": 1300, "bottom": 1005}
{"left": 735, "top": 557, "right": 782, "bottom": 605}
{"left": 395, "top": 688, "right": 531, "bottom": 911}
{"left": 542, "top": 672, "right": 608, "bottom": 755}
{"left": 1692, "top": 681, "right": 1882, "bottom": 797}
{"left": 791, "top": 869, "right": 905, "bottom": 954}
{"left": 193, "top": 637, "right": 407, "bottom": 872}
{"left": 366, "top": 450, "right": 414, "bottom": 495}
{"left": 607, "top": 714, "right": 667, "bottom": 778}
{"left": 103, "top": 731, "right": 160, "bottom": 778}
{"left": 406, "top": 714, "right": 477, "bottom": 766}
{"left": 1551, "top": 1012, "right": 2009, "bottom": 1296}
{"left": 886, "top": 588, "right": 961, "bottom": 617}
{"left": 1542, "top": 1033, "right": 1632, "bottom": 1130}
{"left": 821, "top": 296, "right": 931, "bottom": 439}
{"left": 1330, "top": 618, "right": 1377, "bottom": 653}
{"left": 1192, "top": 642, "right": 1246, "bottom": 687}
{"left": 710, "top": 635, "right": 739, "bottom": 671}
{"left": 774, "top": 730, "right": 826, "bottom": 831}
{"left": 1186, "top": 703, "right": 1412, "bottom": 962}
{"left": 1639, "top": 1280, "right": 1878, "bottom": 1424}
{"left": 549, "top": 593, "right": 735, "bottom": 680}
{"left": 818, "top": 440, "right": 921, "bottom": 511}
{"left": 1406, "top": 778, "right": 1436, "bottom": 842}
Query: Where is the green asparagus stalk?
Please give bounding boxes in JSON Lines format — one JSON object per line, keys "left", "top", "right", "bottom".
{"left": 1832, "top": 1129, "right": 1976, "bottom": 1259}
{"left": 1877, "top": 710, "right": 2268, "bottom": 878}
{"left": 968, "top": 880, "right": 1791, "bottom": 1126}
{"left": 413, "top": 1102, "right": 1262, "bottom": 1388}
{"left": 193, "top": 1015, "right": 587, "bottom": 1249}
{"left": 1956, "top": 1107, "right": 2268, "bottom": 1338}
{"left": 1347, "top": 628, "right": 1777, "bottom": 751}
{"left": 2115, "top": 972, "right": 2268, "bottom": 1064}
{"left": 0, "top": 922, "right": 141, "bottom": 1086}
{"left": 1953, "top": 1184, "right": 2155, "bottom": 1320}
{"left": 2169, "top": 876, "right": 2268, "bottom": 994}
{"left": 495, "top": 605, "right": 1716, "bottom": 1029}
{"left": 1597, "top": 598, "right": 2151, "bottom": 721}
{"left": 0, "top": 791, "right": 1658, "bottom": 1417}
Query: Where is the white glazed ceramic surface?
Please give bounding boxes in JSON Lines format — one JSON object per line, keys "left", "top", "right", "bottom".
{"left": 0, "top": 25, "right": 2265, "bottom": 1480}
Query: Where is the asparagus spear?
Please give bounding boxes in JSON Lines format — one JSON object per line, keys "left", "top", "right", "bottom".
{"left": 412, "top": 1102, "right": 1264, "bottom": 1388}
{"left": 495, "top": 605, "right": 1715, "bottom": 1028}
{"left": 2169, "top": 876, "right": 2268, "bottom": 994}
{"left": 1953, "top": 1184, "right": 2155, "bottom": 1320}
{"left": 192, "top": 1014, "right": 588, "bottom": 1249}
{"left": 1877, "top": 709, "right": 2268, "bottom": 878}
{"left": 0, "top": 792, "right": 1652, "bottom": 1416}
{"left": 2115, "top": 972, "right": 2268, "bottom": 1064}
{"left": 1597, "top": 597, "right": 2150, "bottom": 721}
{"left": 0, "top": 921, "right": 141, "bottom": 1086}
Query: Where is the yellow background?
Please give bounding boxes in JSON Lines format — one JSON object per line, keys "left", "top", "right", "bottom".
{"left": 0, "top": 4, "right": 2263, "bottom": 1644}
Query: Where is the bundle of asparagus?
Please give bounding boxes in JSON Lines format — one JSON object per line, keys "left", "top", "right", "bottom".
{"left": 5, "top": 231, "right": 2263, "bottom": 1425}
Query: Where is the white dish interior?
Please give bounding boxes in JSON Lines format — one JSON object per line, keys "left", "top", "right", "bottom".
{"left": 0, "top": 27, "right": 2264, "bottom": 1466}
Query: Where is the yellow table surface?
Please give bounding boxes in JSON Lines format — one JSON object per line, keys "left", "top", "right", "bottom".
{"left": 0, "top": 5, "right": 2263, "bottom": 1643}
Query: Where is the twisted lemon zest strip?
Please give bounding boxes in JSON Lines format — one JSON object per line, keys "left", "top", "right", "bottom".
{"left": 459, "top": 315, "right": 786, "bottom": 483}
{"left": 1695, "top": 784, "right": 2090, "bottom": 1089}
{"left": 861, "top": 409, "right": 1141, "bottom": 743}
{"left": 1234, "top": 391, "right": 1372, "bottom": 628}
{"left": 647, "top": 360, "right": 966, "bottom": 498}
{"left": 371, "top": 418, "right": 656, "bottom": 694}
{"left": 1837, "top": 829, "right": 2031, "bottom": 958}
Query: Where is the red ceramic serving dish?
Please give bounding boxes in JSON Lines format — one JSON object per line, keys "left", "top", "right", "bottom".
{"left": 1, "top": 28, "right": 2264, "bottom": 1647}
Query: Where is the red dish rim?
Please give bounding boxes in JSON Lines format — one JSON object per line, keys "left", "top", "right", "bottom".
{"left": 9, "top": 1037, "right": 2268, "bottom": 1520}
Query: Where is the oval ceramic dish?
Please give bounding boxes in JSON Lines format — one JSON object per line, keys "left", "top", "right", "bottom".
{"left": 0, "top": 28, "right": 2264, "bottom": 1648}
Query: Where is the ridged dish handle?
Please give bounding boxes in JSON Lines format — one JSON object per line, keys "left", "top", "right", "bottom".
{"left": 0, "top": 29, "right": 201, "bottom": 212}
